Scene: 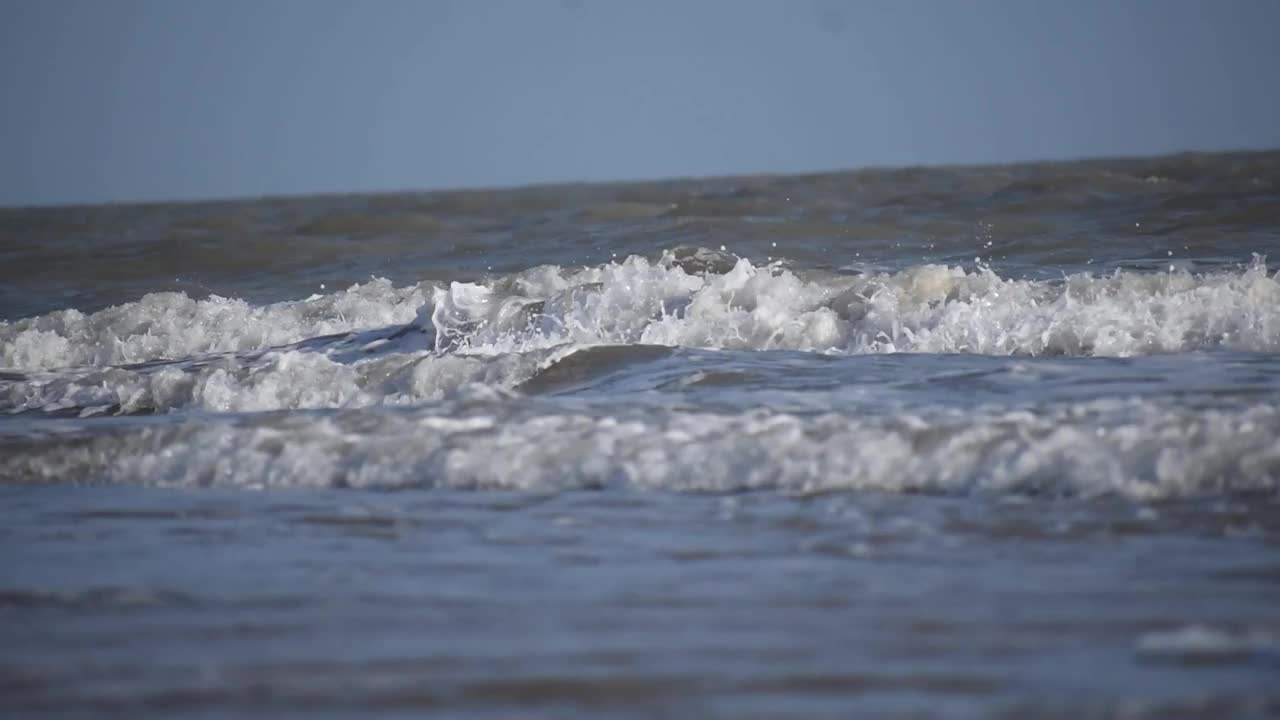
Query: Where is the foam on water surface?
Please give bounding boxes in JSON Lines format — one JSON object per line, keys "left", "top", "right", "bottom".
{"left": 427, "top": 253, "right": 1280, "bottom": 356}
{"left": 1136, "top": 625, "right": 1280, "bottom": 662}
{"left": 4, "top": 397, "right": 1277, "bottom": 498}
{"left": 5, "top": 252, "right": 1278, "bottom": 376}
{"left": 0, "top": 277, "right": 429, "bottom": 371}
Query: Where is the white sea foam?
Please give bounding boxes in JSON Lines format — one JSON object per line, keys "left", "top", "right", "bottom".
{"left": 0, "top": 278, "right": 429, "bottom": 371}
{"left": 3, "top": 253, "right": 1279, "bottom": 416}
{"left": 1137, "top": 625, "right": 1279, "bottom": 661}
{"left": 0, "top": 346, "right": 561, "bottom": 415}
{"left": 4, "top": 399, "right": 1278, "bottom": 498}
{"left": 4, "top": 255, "right": 1278, "bottom": 376}
{"left": 426, "top": 253, "right": 1280, "bottom": 357}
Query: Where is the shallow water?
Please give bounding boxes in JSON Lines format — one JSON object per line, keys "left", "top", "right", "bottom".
{"left": 3, "top": 151, "right": 1280, "bottom": 717}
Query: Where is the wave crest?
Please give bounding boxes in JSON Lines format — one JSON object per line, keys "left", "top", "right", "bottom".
{"left": 3, "top": 252, "right": 1277, "bottom": 379}
{"left": 425, "top": 252, "right": 1280, "bottom": 358}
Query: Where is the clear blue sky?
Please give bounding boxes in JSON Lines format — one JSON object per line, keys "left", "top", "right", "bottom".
{"left": 3, "top": 0, "right": 1279, "bottom": 206}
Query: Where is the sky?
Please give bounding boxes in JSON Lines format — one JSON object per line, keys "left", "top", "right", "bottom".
{"left": 2, "top": 0, "right": 1279, "bottom": 207}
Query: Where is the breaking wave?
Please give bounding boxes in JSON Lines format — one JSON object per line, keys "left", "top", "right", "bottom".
{"left": 2, "top": 398, "right": 1277, "bottom": 499}
{"left": 2, "top": 251, "right": 1278, "bottom": 414}
{"left": 5, "top": 252, "right": 1278, "bottom": 375}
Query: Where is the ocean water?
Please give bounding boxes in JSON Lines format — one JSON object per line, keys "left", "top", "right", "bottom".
{"left": 2, "top": 151, "right": 1280, "bottom": 718}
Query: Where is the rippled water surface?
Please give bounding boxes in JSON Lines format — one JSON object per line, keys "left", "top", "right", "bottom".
{"left": 3, "top": 152, "right": 1280, "bottom": 718}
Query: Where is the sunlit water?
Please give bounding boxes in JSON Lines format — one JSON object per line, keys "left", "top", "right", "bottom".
{"left": 3, "top": 151, "right": 1280, "bottom": 718}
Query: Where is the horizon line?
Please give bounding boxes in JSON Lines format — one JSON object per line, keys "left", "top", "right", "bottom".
{"left": 4, "top": 145, "right": 1277, "bottom": 213}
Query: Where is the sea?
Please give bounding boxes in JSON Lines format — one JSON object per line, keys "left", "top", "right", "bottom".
{"left": 2, "top": 151, "right": 1279, "bottom": 719}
